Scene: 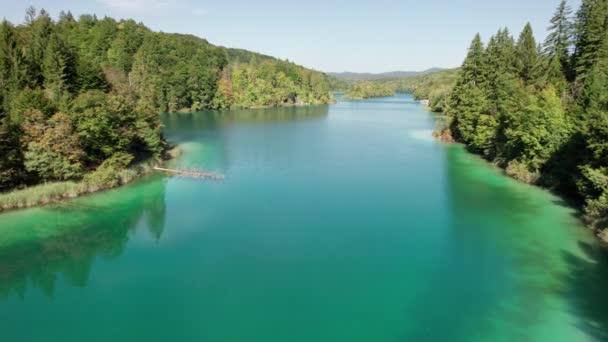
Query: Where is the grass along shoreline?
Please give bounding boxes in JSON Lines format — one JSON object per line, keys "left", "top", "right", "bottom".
{"left": 0, "top": 147, "right": 182, "bottom": 213}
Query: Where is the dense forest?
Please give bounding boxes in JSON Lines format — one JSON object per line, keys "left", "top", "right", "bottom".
{"left": 344, "top": 81, "right": 395, "bottom": 99}
{"left": 439, "top": 0, "right": 608, "bottom": 235}
{"left": 338, "top": 69, "right": 458, "bottom": 108}
{"left": 0, "top": 8, "right": 333, "bottom": 195}
{"left": 368, "top": 69, "right": 459, "bottom": 111}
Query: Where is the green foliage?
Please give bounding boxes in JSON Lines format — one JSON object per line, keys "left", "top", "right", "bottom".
{"left": 22, "top": 112, "right": 84, "bottom": 181}
{"left": 0, "top": 7, "right": 333, "bottom": 195}
{"left": 0, "top": 118, "right": 23, "bottom": 190}
{"left": 83, "top": 152, "right": 134, "bottom": 189}
{"left": 515, "top": 24, "right": 540, "bottom": 83}
{"left": 345, "top": 81, "right": 394, "bottom": 99}
{"left": 543, "top": 0, "right": 573, "bottom": 80}
{"left": 442, "top": 0, "right": 608, "bottom": 233}
{"left": 573, "top": 0, "right": 608, "bottom": 81}
{"left": 219, "top": 60, "right": 332, "bottom": 108}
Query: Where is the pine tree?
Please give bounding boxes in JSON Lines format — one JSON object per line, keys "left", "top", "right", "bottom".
{"left": 0, "top": 20, "right": 17, "bottom": 113}
{"left": 515, "top": 23, "right": 540, "bottom": 82}
{"left": 42, "top": 33, "right": 67, "bottom": 94}
{"left": 486, "top": 28, "right": 517, "bottom": 99}
{"left": 458, "top": 33, "right": 487, "bottom": 87}
{"left": 42, "top": 33, "right": 77, "bottom": 99}
{"left": 448, "top": 34, "right": 494, "bottom": 152}
{"left": 544, "top": 0, "right": 574, "bottom": 71}
{"left": 24, "top": 7, "right": 53, "bottom": 87}
{"left": 573, "top": 0, "right": 608, "bottom": 81}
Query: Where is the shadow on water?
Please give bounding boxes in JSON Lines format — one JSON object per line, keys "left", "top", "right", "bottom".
{"left": 0, "top": 176, "right": 167, "bottom": 301}
{"left": 396, "top": 145, "right": 608, "bottom": 341}
{"left": 561, "top": 242, "right": 608, "bottom": 341}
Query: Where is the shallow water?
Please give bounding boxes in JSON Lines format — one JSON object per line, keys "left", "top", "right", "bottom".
{"left": 1, "top": 94, "right": 608, "bottom": 341}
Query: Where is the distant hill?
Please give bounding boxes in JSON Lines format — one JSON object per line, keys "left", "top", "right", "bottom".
{"left": 328, "top": 68, "right": 445, "bottom": 82}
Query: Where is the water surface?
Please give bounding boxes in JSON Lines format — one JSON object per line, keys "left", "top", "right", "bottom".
{"left": 1, "top": 94, "right": 608, "bottom": 341}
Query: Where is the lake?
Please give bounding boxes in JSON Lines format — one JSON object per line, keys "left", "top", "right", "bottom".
{"left": 1, "top": 94, "right": 608, "bottom": 341}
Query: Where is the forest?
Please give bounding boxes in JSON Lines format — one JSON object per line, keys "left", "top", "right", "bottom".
{"left": 438, "top": 0, "right": 608, "bottom": 234}
{"left": 337, "top": 68, "right": 458, "bottom": 111}
{"left": 344, "top": 81, "right": 395, "bottom": 99}
{"left": 0, "top": 8, "right": 333, "bottom": 195}
{"left": 356, "top": 69, "right": 460, "bottom": 111}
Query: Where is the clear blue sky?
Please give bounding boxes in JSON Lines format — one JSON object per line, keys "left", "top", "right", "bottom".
{"left": 0, "top": 0, "right": 582, "bottom": 73}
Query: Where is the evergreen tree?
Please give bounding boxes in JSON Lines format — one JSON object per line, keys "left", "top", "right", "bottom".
{"left": 42, "top": 33, "right": 75, "bottom": 98}
{"left": 544, "top": 0, "right": 574, "bottom": 71}
{"left": 542, "top": 0, "right": 574, "bottom": 88}
{"left": 573, "top": 0, "right": 608, "bottom": 81}
{"left": 448, "top": 34, "right": 495, "bottom": 152}
{"left": 24, "top": 8, "right": 53, "bottom": 87}
{"left": 0, "top": 20, "right": 18, "bottom": 112}
{"left": 0, "top": 7, "right": 333, "bottom": 193}
{"left": 515, "top": 23, "right": 540, "bottom": 82}
{"left": 457, "top": 33, "right": 487, "bottom": 87}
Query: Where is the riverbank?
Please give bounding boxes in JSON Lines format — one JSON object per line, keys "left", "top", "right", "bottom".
{"left": 425, "top": 104, "right": 608, "bottom": 243}
{"left": 0, "top": 147, "right": 182, "bottom": 213}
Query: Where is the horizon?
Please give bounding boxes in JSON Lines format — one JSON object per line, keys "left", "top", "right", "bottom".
{"left": 1, "top": 0, "right": 582, "bottom": 73}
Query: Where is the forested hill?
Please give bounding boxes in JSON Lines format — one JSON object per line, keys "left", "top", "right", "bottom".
{"left": 440, "top": 0, "right": 608, "bottom": 236}
{"left": 0, "top": 8, "right": 333, "bottom": 192}
{"left": 328, "top": 68, "right": 444, "bottom": 82}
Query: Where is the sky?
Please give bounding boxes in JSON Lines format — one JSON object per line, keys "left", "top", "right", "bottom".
{"left": 0, "top": 0, "right": 582, "bottom": 73}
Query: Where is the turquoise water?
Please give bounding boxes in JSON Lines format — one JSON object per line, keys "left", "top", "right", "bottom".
{"left": 1, "top": 94, "right": 608, "bottom": 341}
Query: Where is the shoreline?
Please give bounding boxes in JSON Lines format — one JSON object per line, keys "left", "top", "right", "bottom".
{"left": 0, "top": 99, "right": 333, "bottom": 215}
{"left": 424, "top": 103, "right": 608, "bottom": 244}
{"left": 0, "top": 146, "right": 183, "bottom": 214}
{"left": 172, "top": 99, "right": 337, "bottom": 113}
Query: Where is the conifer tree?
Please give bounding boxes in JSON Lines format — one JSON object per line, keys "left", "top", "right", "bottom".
{"left": 24, "top": 8, "right": 53, "bottom": 87}
{"left": 573, "top": 0, "right": 608, "bottom": 81}
{"left": 448, "top": 34, "right": 493, "bottom": 151}
{"left": 42, "top": 33, "right": 68, "bottom": 98}
{"left": 0, "top": 20, "right": 18, "bottom": 112}
{"left": 544, "top": 0, "right": 574, "bottom": 71}
{"left": 458, "top": 33, "right": 487, "bottom": 87}
{"left": 515, "top": 23, "right": 538, "bottom": 82}
{"left": 515, "top": 23, "right": 540, "bottom": 82}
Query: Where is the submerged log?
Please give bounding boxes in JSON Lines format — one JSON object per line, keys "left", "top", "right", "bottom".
{"left": 153, "top": 167, "right": 225, "bottom": 180}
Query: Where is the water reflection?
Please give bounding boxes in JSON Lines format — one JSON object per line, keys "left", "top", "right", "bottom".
{"left": 561, "top": 242, "right": 608, "bottom": 340}
{"left": 439, "top": 145, "right": 608, "bottom": 340}
{"left": 162, "top": 105, "right": 330, "bottom": 143}
{"left": 162, "top": 104, "right": 330, "bottom": 175}
{"left": 0, "top": 176, "right": 167, "bottom": 300}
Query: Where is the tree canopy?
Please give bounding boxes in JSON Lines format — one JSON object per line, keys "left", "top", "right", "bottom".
{"left": 0, "top": 8, "right": 333, "bottom": 192}
{"left": 441, "top": 0, "right": 608, "bottom": 233}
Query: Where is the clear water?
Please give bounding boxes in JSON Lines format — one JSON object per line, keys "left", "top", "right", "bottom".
{"left": 1, "top": 94, "right": 608, "bottom": 341}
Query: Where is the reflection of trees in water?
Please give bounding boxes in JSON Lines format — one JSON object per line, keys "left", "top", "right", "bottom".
{"left": 443, "top": 147, "right": 608, "bottom": 340}
{"left": 560, "top": 242, "right": 608, "bottom": 341}
{"left": 162, "top": 105, "right": 330, "bottom": 142}
{"left": 0, "top": 176, "right": 167, "bottom": 300}
{"left": 397, "top": 147, "right": 596, "bottom": 341}
{"left": 162, "top": 105, "right": 331, "bottom": 174}
{"left": 397, "top": 146, "right": 519, "bottom": 341}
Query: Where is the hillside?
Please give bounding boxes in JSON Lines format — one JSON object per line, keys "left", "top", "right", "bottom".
{"left": 328, "top": 68, "right": 445, "bottom": 82}
{"left": 338, "top": 68, "right": 459, "bottom": 106}
{"left": 0, "top": 8, "right": 334, "bottom": 195}
{"left": 374, "top": 68, "right": 460, "bottom": 111}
